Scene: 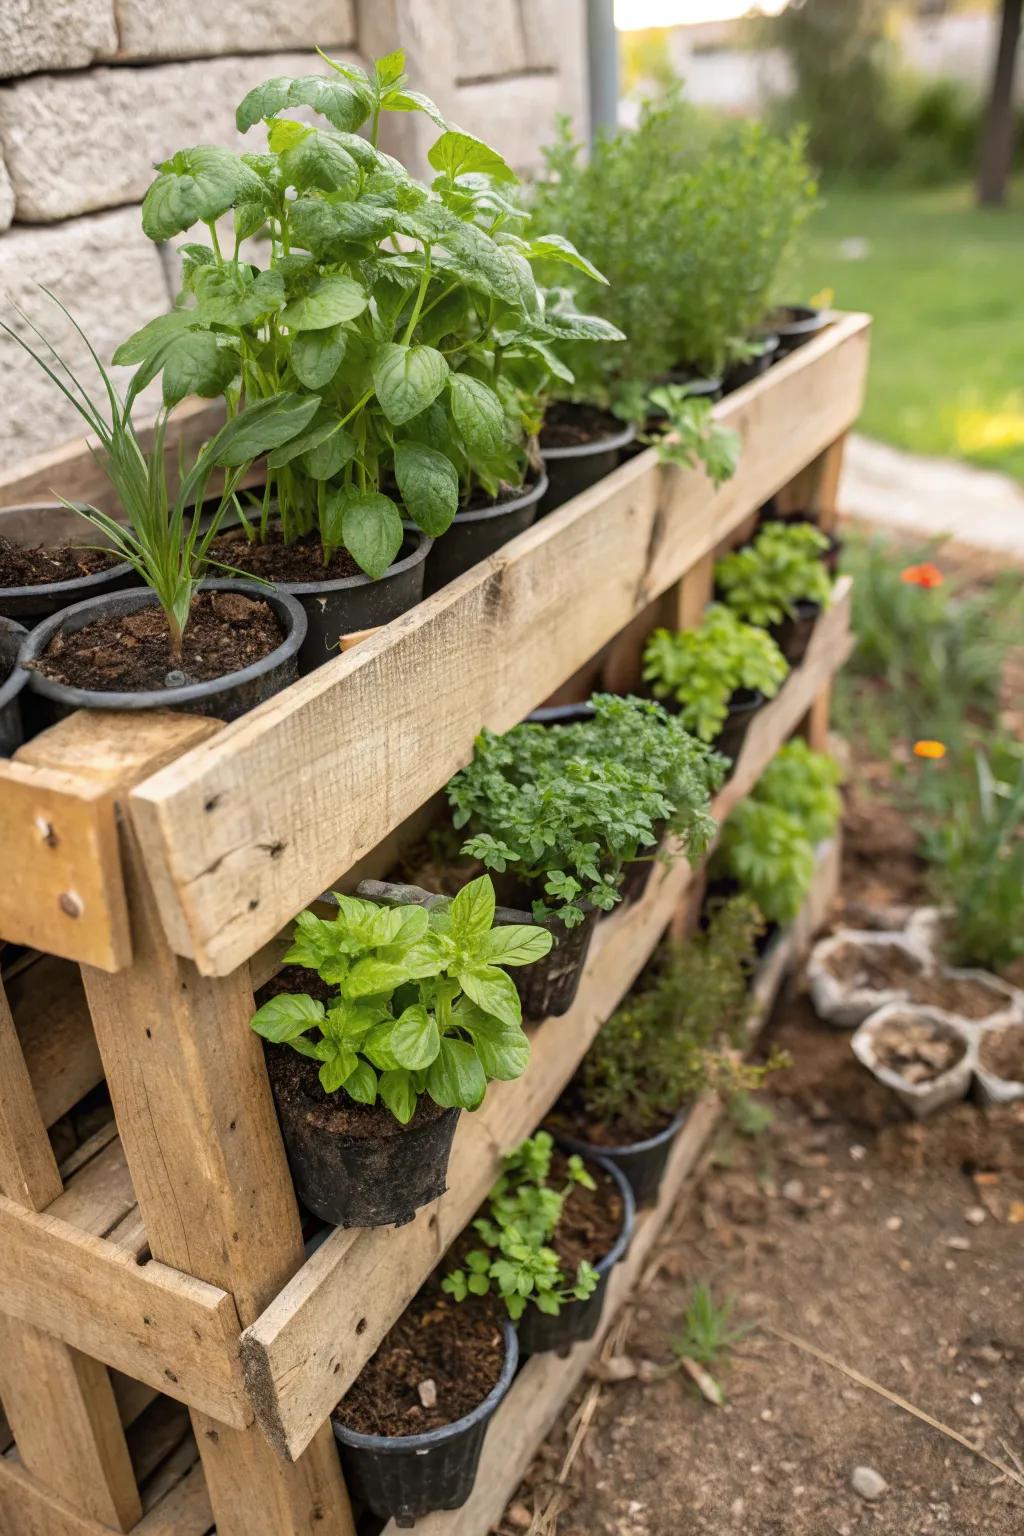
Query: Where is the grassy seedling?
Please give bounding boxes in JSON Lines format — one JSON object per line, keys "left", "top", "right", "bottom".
{"left": 671, "top": 1283, "right": 756, "bottom": 1404}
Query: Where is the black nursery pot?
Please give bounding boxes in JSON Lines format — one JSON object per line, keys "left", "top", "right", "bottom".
{"left": 0, "top": 506, "right": 137, "bottom": 625}
{"left": 267, "top": 1049, "right": 461, "bottom": 1229}
{"left": 497, "top": 885, "right": 600, "bottom": 1021}
{"left": 333, "top": 1319, "right": 518, "bottom": 1527}
{"left": 538, "top": 415, "right": 636, "bottom": 518}
{"left": 554, "top": 1108, "right": 690, "bottom": 1211}
{"left": 20, "top": 580, "right": 307, "bottom": 723}
{"left": 0, "top": 615, "right": 29, "bottom": 756}
{"left": 515, "top": 1153, "right": 635, "bottom": 1357}
{"left": 768, "top": 305, "right": 831, "bottom": 357}
{"left": 712, "top": 686, "right": 766, "bottom": 765}
{"left": 415, "top": 474, "right": 548, "bottom": 597}
{"left": 283, "top": 530, "right": 432, "bottom": 672}
{"left": 771, "top": 599, "right": 821, "bottom": 667}
{"left": 723, "top": 334, "right": 780, "bottom": 393}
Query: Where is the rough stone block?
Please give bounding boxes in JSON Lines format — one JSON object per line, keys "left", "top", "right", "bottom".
{"left": 451, "top": 71, "right": 565, "bottom": 172}
{"left": 0, "top": 157, "right": 13, "bottom": 233}
{"left": 0, "top": 208, "right": 171, "bottom": 467}
{"left": 110, "top": 0, "right": 356, "bottom": 63}
{"left": 520, "top": 0, "right": 584, "bottom": 73}
{"left": 0, "top": 0, "right": 117, "bottom": 80}
{"left": 452, "top": 1, "right": 526, "bottom": 83}
{"left": 0, "top": 50, "right": 363, "bottom": 224}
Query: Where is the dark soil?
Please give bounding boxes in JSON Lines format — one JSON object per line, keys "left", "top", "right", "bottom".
{"left": 0, "top": 534, "right": 119, "bottom": 589}
{"left": 911, "top": 973, "right": 1014, "bottom": 1020}
{"left": 550, "top": 1081, "right": 677, "bottom": 1150}
{"left": 871, "top": 1012, "right": 965, "bottom": 1084}
{"left": 257, "top": 964, "right": 334, "bottom": 1009}
{"left": 548, "top": 1152, "right": 625, "bottom": 1274}
{"left": 540, "top": 402, "right": 623, "bottom": 450}
{"left": 979, "top": 1025, "right": 1024, "bottom": 1083}
{"left": 334, "top": 1285, "right": 506, "bottom": 1437}
{"left": 33, "top": 590, "right": 282, "bottom": 694}
{"left": 264, "top": 1042, "right": 448, "bottom": 1142}
{"left": 208, "top": 527, "right": 362, "bottom": 582}
{"left": 460, "top": 480, "right": 530, "bottom": 514}
{"left": 391, "top": 834, "right": 485, "bottom": 899}
{"left": 826, "top": 940, "right": 925, "bottom": 992}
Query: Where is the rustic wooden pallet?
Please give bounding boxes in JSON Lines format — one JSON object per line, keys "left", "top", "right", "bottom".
{"left": 0, "top": 314, "right": 866, "bottom": 1536}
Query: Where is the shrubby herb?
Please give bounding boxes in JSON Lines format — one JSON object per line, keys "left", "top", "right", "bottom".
{"left": 716, "top": 741, "right": 842, "bottom": 923}
{"left": 715, "top": 522, "right": 832, "bottom": 628}
{"left": 447, "top": 694, "right": 724, "bottom": 928}
{"left": 1, "top": 294, "right": 308, "bottom": 658}
{"left": 249, "top": 875, "right": 551, "bottom": 1122}
{"left": 643, "top": 605, "right": 790, "bottom": 743}
{"left": 577, "top": 896, "right": 782, "bottom": 1135}
{"left": 613, "top": 381, "right": 741, "bottom": 491}
{"left": 443, "top": 1131, "right": 600, "bottom": 1320}
{"left": 121, "top": 49, "right": 618, "bottom": 579}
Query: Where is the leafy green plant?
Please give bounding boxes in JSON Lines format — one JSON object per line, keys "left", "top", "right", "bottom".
{"left": 671, "top": 1283, "right": 755, "bottom": 1400}
{"left": 643, "top": 605, "right": 790, "bottom": 742}
{"left": 443, "top": 1131, "right": 600, "bottom": 1320}
{"left": 716, "top": 522, "right": 832, "bottom": 628}
{"left": 715, "top": 741, "right": 842, "bottom": 924}
{"left": 576, "top": 896, "right": 781, "bottom": 1137}
{"left": 611, "top": 381, "right": 741, "bottom": 489}
{"left": 0, "top": 293, "right": 311, "bottom": 659}
{"left": 249, "top": 875, "right": 551, "bottom": 1123}
{"left": 447, "top": 694, "right": 724, "bottom": 928}
{"left": 120, "top": 48, "right": 618, "bottom": 580}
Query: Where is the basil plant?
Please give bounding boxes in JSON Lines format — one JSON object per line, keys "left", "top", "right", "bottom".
{"left": 250, "top": 876, "right": 552, "bottom": 1123}
{"left": 120, "top": 48, "right": 620, "bottom": 580}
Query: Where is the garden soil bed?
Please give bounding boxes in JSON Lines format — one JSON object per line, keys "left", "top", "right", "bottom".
{"left": 911, "top": 973, "right": 1013, "bottom": 1020}
{"left": 496, "top": 746, "right": 1024, "bottom": 1536}
{"left": 334, "top": 1286, "right": 506, "bottom": 1437}
{"left": 0, "top": 535, "right": 118, "bottom": 587}
{"left": 31, "top": 590, "right": 282, "bottom": 692}
{"left": 979, "top": 1026, "right": 1024, "bottom": 1082}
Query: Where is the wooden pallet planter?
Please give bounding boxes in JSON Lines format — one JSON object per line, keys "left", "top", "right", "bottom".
{"left": 0, "top": 314, "right": 867, "bottom": 1536}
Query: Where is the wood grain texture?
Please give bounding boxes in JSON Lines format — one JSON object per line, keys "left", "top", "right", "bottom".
{"left": 8, "top": 955, "right": 104, "bottom": 1129}
{"left": 0, "top": 1453, "right": 118, "bottom": 1536}
{"left": 378, "top": 840, "right": 840, "bottom": 1536}
{"left": 129, "top": 315, "right": 871, "bottom": 976}
{"left": 0, "top": 979, "right": 61, "bottom": 1209}
{"left": 239, "top": 596, "right": 852, "bottom": 1462}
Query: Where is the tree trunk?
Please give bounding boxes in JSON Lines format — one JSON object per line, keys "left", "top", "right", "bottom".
{"left": 976, "top": 0, "right": 1023, "bottom": 207}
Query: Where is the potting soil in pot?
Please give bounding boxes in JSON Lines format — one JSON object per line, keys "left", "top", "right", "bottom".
{"left": 826, "top": 941, "right": 924, "bottom": 993}
{"left": 265, "top": 1043, "right": 451, "bottom": 1142}
{"left": 908, "top": 973, "right": 1013, "bottom": 1020}
{"left": 543, "top": 1151, "right": 624, "bottom": 1273}
{"left": 208, "top": 527, "right": 362, "bottom": 581}
{"left": 32, "top": 590, "right": 283, "bottom": 693}
{"left": 333, "top": 1287, "right": 505, "bottom": 1437}
{"left": 0, "top": 534, "right": 120, "bottom": 587}
{"left": 539, "top": 401, "right": 624, "bottom": 449}
{"left": 871, "top": 1014, "right": 966, "bottom": 1086}
{"left": 979, "top": 1026, "right": 1024, "bottom": 1081}
{"left": 550, "top": 1082, "right": 676, "bottom": 1151}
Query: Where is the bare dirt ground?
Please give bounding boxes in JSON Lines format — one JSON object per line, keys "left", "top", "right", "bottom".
{"left": 495, "top": 795, "right": 1024, "bottom": 1535}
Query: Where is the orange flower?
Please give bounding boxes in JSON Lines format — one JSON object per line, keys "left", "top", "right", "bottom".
{"left": 913, "top": 740, "right": 947, "bottom": 760}
{"left": 900, "top": 562, "right": 943, "bottom": 589}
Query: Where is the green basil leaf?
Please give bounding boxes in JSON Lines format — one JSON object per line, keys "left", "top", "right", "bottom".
{"left": 280, "top": 274, "right": 368, "bottom": 331}
{"left": 425, "top": 1036, "right": 487, "bottom": 1111}
{"left": 161, "top": 331, "right": 238, "bottom": 407}
{"left": 448, "top": 373, "right": 506, "bottom": 457}
{"left": 193, "top": 266, "right": 286, "bottom": 327}
{"left": 459, "top": 1009, "right": 530, "bottom": 1081}
{"left": 302, "top": 423, "right": 357, "bottom": 480}
{"left": 526, "top": 233, "right": 607, "bottom": 284}
{"left": 343, "top": 1059, "right": 378, "bottom": 1105}
{"left": 318, "top": 1042, "right": 359, "bottom": 1093}
{"left": 384, "top": 89, "right": 449, "bottom": 130}
{"left": 457, "top": 964, "right": 522, "bottom": 1029}
{"left": 343, "top": 956, "right": 410, "bottom": 999}
{"left": 142, "top": 145, "right": 265, "bottom": 241}
{"left": 265, "top": 415, "right": 339, "bottom": 470}
{"left": 477, "top": 923, "right": 554, "bottom": 967}
{"left": 428, "top": 130, "right": 516, "bottom": 185}
{"left": 236, "top": 74, "right": 374, "bottom": 135}
{"left": 378, "top": 1067, "right": 418, "bottom": 1124}
{"left": 448, "top": 875, "right": 496, "bottom": 945}
{"left": 387, "top": 1004, "right": 440, "bottom": 1071}
{"left": 289, "top": 197, "right": 399, "bottom": 258}
{"left": 394, "top": 440, "right": 458, "bottom": 537}
{"left": 249, "top": 993, "right": 325, "bottom": 1043}
{"left": 113, "top": 310, "right": 197, "bottom": 367}
{"left": 323, "top": 487, "right": 403, "bottom": 579}
{"left": 280, "top": 130, "right": 360, "bottom": 195}
{"left": 373, "top": 342, "right": 449, "bottom": 426}
{"left": 210, "top": 392, "right": 322, "bottom": 466}
{"left": 290, "top": 324, "right": 348, "bottom": 391}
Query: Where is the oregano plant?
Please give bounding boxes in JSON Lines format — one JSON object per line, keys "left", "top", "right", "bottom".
{"left": 120, "top": 48, "right": 619, "bottom": 580}
{"left": 715, "top": 522, "right": 832, "bottom": 628}
{"left": 642, "top": 605, "right": 790, "bottom": 742}
{"left": 249, "top": 875, "right": 551, "bottom": 1123}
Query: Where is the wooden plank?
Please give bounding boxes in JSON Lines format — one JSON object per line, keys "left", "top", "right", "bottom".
{"left": 0, "top": 980, "right": 61, "bottom": 1210}
{"left": 0, "top": 761, "right": 131, "bottom": 971}
{"left": 49, "top": 1132, "right": 140, "bottom": 1244}
{"left": 379, "top": 840, "right": 840, "bottom": 1536}
{"left": 239, "top": 600, "right": 851, "bottom": 1462}
{"left": 135, "top": 1461, "right": 213, "bottom": 1536}
{"left": 0, "top": 1453, "right": 118, "bottom": 1536}
{"left": 8, "top": 955, "right": 104, "bottom": 1129}
{"left": 129, "top": 314, "right": 871, "bottom": 976}
{"left": 0, "top": 1196, "right": 248, "bottom": 1427}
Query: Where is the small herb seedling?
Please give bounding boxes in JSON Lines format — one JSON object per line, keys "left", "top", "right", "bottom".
{"left": 671, "top": 1283, "right": 755, "bottom": 1402}
{"left": 715, "top": 522, "right": 832, "bottom": 628}
{"left": 643, "top": 605, "right": 789, "bottom": 743}
{"left": 443, "top": 1131, "right": 600, "bottom": 1320}
{"left": 250, "top": 875, "right": 551, "bottom": 1123}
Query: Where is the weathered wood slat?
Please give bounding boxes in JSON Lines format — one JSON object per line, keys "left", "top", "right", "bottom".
{"left": 129, "top": 315, "right": 870, "bottom": 976}
{"left": 8, "top": 955, "right": 104, "bottom": 1130}
{"left": 239, "top": 591, "right": 852, "bottom": 1462}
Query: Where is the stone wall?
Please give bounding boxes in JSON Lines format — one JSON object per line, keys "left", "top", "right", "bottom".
{"left": 0, "top": 0, "right": 586, "bottom": 471}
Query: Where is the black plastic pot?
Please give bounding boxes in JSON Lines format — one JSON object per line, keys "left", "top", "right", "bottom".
{"left": 505, "top": 893, "right": 600, "bottom": 1021}
{"left": 538, "top": 415, "right": 636, "bottom": 518}
{"left": 723, "top": 334, "right": 780, "bottom": 393}
{"left": 20, "top": 580, "right": 307, "bottom": 723}
{"left": 515, "top": 1152, "right": 635, "bottom": 1357}
{"left": 768, "top": 305, "right": 831, "bottom": 357}
{"left": 0, "top": 616, "right": 29, "bottom": 756}
{"left": 712, "top": 686, "right": 766, "bottom": 765}
{"left": 0, "top": 507, "right": 137, "bottom": 625}
{"left": 281, "top": 531, "right": 431, "bottom": 672}
{"left": 771, "top": 598, "right": 821, "bottom": 667}
{"left": 414, "top": 475, "right": 547, "bottom": 597}
{"left": 333, "top": 1318, "right": 518, "bottom": 1527}
{"left": 554, "top": 1108, "right": 689, "bottom": 1210}
{"left": 527, "top": 702, "right": 596, "bottom": 726}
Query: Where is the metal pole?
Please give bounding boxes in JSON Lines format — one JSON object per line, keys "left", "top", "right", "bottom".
{"left": 587, "top": 0, "right": 619, "bottom": 142}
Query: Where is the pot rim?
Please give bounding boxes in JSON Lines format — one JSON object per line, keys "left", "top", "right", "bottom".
{"left": 551, "top": 1105, "right": 690, "bottom": 1161}
{"left": 21, "top": 578, "right": 307, "bottom": 712}
{"left": 332, "top": 1316, "right": 519, "bottom": 1453}
{"left": 0, "top": 615, "right": 29, "bottom": 713}
{"left": 539, "top": 417, "right": 636, "bottom": 463}
{"left": 246, "top": 526, "right": 433, "bottom": 597}
{"left": 770, "top": 305, "right": 830, "bottom": 337}
{"left": 726, "top": 686, "right": 766, "bottom": 715}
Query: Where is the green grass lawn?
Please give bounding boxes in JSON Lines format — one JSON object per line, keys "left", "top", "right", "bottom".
{"left": 790, "top": 180, "right": 1024, "bottom": 480}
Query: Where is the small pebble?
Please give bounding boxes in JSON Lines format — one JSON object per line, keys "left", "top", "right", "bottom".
{"left": 850, "top": 1144, "right": 867, "bottom": 1162}
{"left": 506, "top": 1504, "right": 532, "bottom": 1531}
{"left": 946, "top": 1236, "right": 970, "bottom": 1251}
{"left": 885, "top": 1215, "right": 903, "bottom": 1232}
{"left": 164, "top": 669, "right": 188, "bottom": 687}
{"left": 416, "top": 1378, "right": 437, "bottom": 1409}
{"left": 965, "top": 1206, "right": 987, "bottom": 1226}
{"left": 970, "top": 1392, "right": 983, "bottom": 1406}
{"left": 851, "top": 1465, "right": 888, "bottom": 1500}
